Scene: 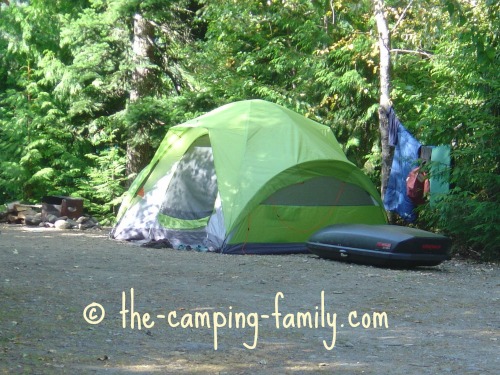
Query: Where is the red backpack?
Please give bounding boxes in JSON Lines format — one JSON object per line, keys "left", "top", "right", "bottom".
{"left": 406, "top": 166, "right": 430, "bottom": 205}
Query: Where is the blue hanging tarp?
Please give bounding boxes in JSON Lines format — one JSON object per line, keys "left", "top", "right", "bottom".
{"left": 383, "top": 108, "right": 421, "bottom": 222}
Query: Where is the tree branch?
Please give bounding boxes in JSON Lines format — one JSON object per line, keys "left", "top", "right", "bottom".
{"left": 330, "top": 0, "right": 335, "bottom": 24}
{"left": 390, "top": 48, "right": 433, "bottom": 59}
{"left": 391, "top": 0, "right": 414, "bottom": 33}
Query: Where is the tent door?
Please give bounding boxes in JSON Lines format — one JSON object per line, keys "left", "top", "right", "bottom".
{"left": 154, "top": 136, "right": 225, "bottom": 248}
{"left": 159, "top": 136, "right": 218, "bottom": 223}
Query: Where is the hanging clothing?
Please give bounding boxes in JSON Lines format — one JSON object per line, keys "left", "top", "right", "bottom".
{"left": 429, "top": 145, "right": 451, "bottom": 206}
{"left": 383, "top": 108, "right": 421, "bottom": 222}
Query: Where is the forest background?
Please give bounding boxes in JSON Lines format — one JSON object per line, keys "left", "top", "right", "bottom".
{"left": 0, "top": 0, "right": 498, "bottom": 259}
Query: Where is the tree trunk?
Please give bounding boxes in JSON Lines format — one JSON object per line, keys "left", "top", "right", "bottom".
{"left": 373, "top": 0, "right": 392, "bottom": 204}
{"left": 126, "top": 13, "right": 156, "bottom": 184}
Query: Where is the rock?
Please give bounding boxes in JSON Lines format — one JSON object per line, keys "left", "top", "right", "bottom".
{"left": 66, "top": 219, "right": 78, "bottom": 228}
{"left": 84, "top": 217, "right": 101, "bottom": 229}
{"left": 25, "top": 215, "right": 42, "bottom": 226}
{"left": 87, "top": 217, "right": 98, "bottom": 225}
{"left": 76, "top": 216, "right": 89, "bottom": 224}
{"left": 54, "top": 220, "right": 72, "bottom": 230}
{"left": 79, "top": 220, "right": 98, "bottom": 230}
{"left": 46, "top": 214, "right": 59, "bottom": 224}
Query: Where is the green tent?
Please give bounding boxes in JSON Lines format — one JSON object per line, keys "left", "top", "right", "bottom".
{"left": 111, "top": 100, "right": 387, "bottom": 254}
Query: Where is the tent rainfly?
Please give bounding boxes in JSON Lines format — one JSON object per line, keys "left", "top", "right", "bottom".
{"left": 111, "top": 100, "right": 387, "bottom": 254}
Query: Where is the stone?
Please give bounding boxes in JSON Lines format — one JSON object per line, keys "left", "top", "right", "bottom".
{"left": 66, "top": 219, "right": 78, "bottom": 228}
{"left": 25, "top": 215, "right": 42, "bottom": 226}
{"left": 46, "top": 214, "right": 59, "bottom": 224}
{"left": 54, "top": 220, "right": 72, "bottom": 230}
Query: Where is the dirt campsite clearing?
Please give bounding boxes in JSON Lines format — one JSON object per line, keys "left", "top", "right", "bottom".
{"left": 0, "top": 224, "right": 499, "bottom": 374}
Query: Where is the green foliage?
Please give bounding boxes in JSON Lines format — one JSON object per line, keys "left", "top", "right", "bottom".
{"left": 0, "top": 0, "right": 197, "bottom": 222}
{"left": 389, "top": 0, "right": 499, "bottom": 259}
{"left": 196, "top": 0, "right": 380, "bottom": 167}
{"left": 420, "top": 192, "right": 500, "bottom": 261}
{"left": 76, "top": 148, "right": 127, "bottom": 224}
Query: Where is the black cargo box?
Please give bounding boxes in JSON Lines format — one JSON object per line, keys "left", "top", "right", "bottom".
{"left": 307, "top": 224, "right": 451, "bottom": 268}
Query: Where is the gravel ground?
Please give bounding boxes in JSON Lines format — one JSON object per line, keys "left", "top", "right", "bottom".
{"left": 0, "top": 224, "right": 499, "bottom": 374}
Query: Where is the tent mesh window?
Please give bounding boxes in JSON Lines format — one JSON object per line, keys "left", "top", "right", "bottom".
{"left": 262, "top": 177, "right": 379, "bottom": 206}
{"left": 159, "top": 136, "right": 218, "bottom": 220}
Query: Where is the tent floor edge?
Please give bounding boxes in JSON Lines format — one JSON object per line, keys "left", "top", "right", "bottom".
{"left": 220, "top": 242, "right": 310, "bottom": 255}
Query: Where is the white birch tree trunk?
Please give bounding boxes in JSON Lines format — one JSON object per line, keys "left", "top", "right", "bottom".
{"left": 373, "top": 0, "right": 392, "bottom": 206}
